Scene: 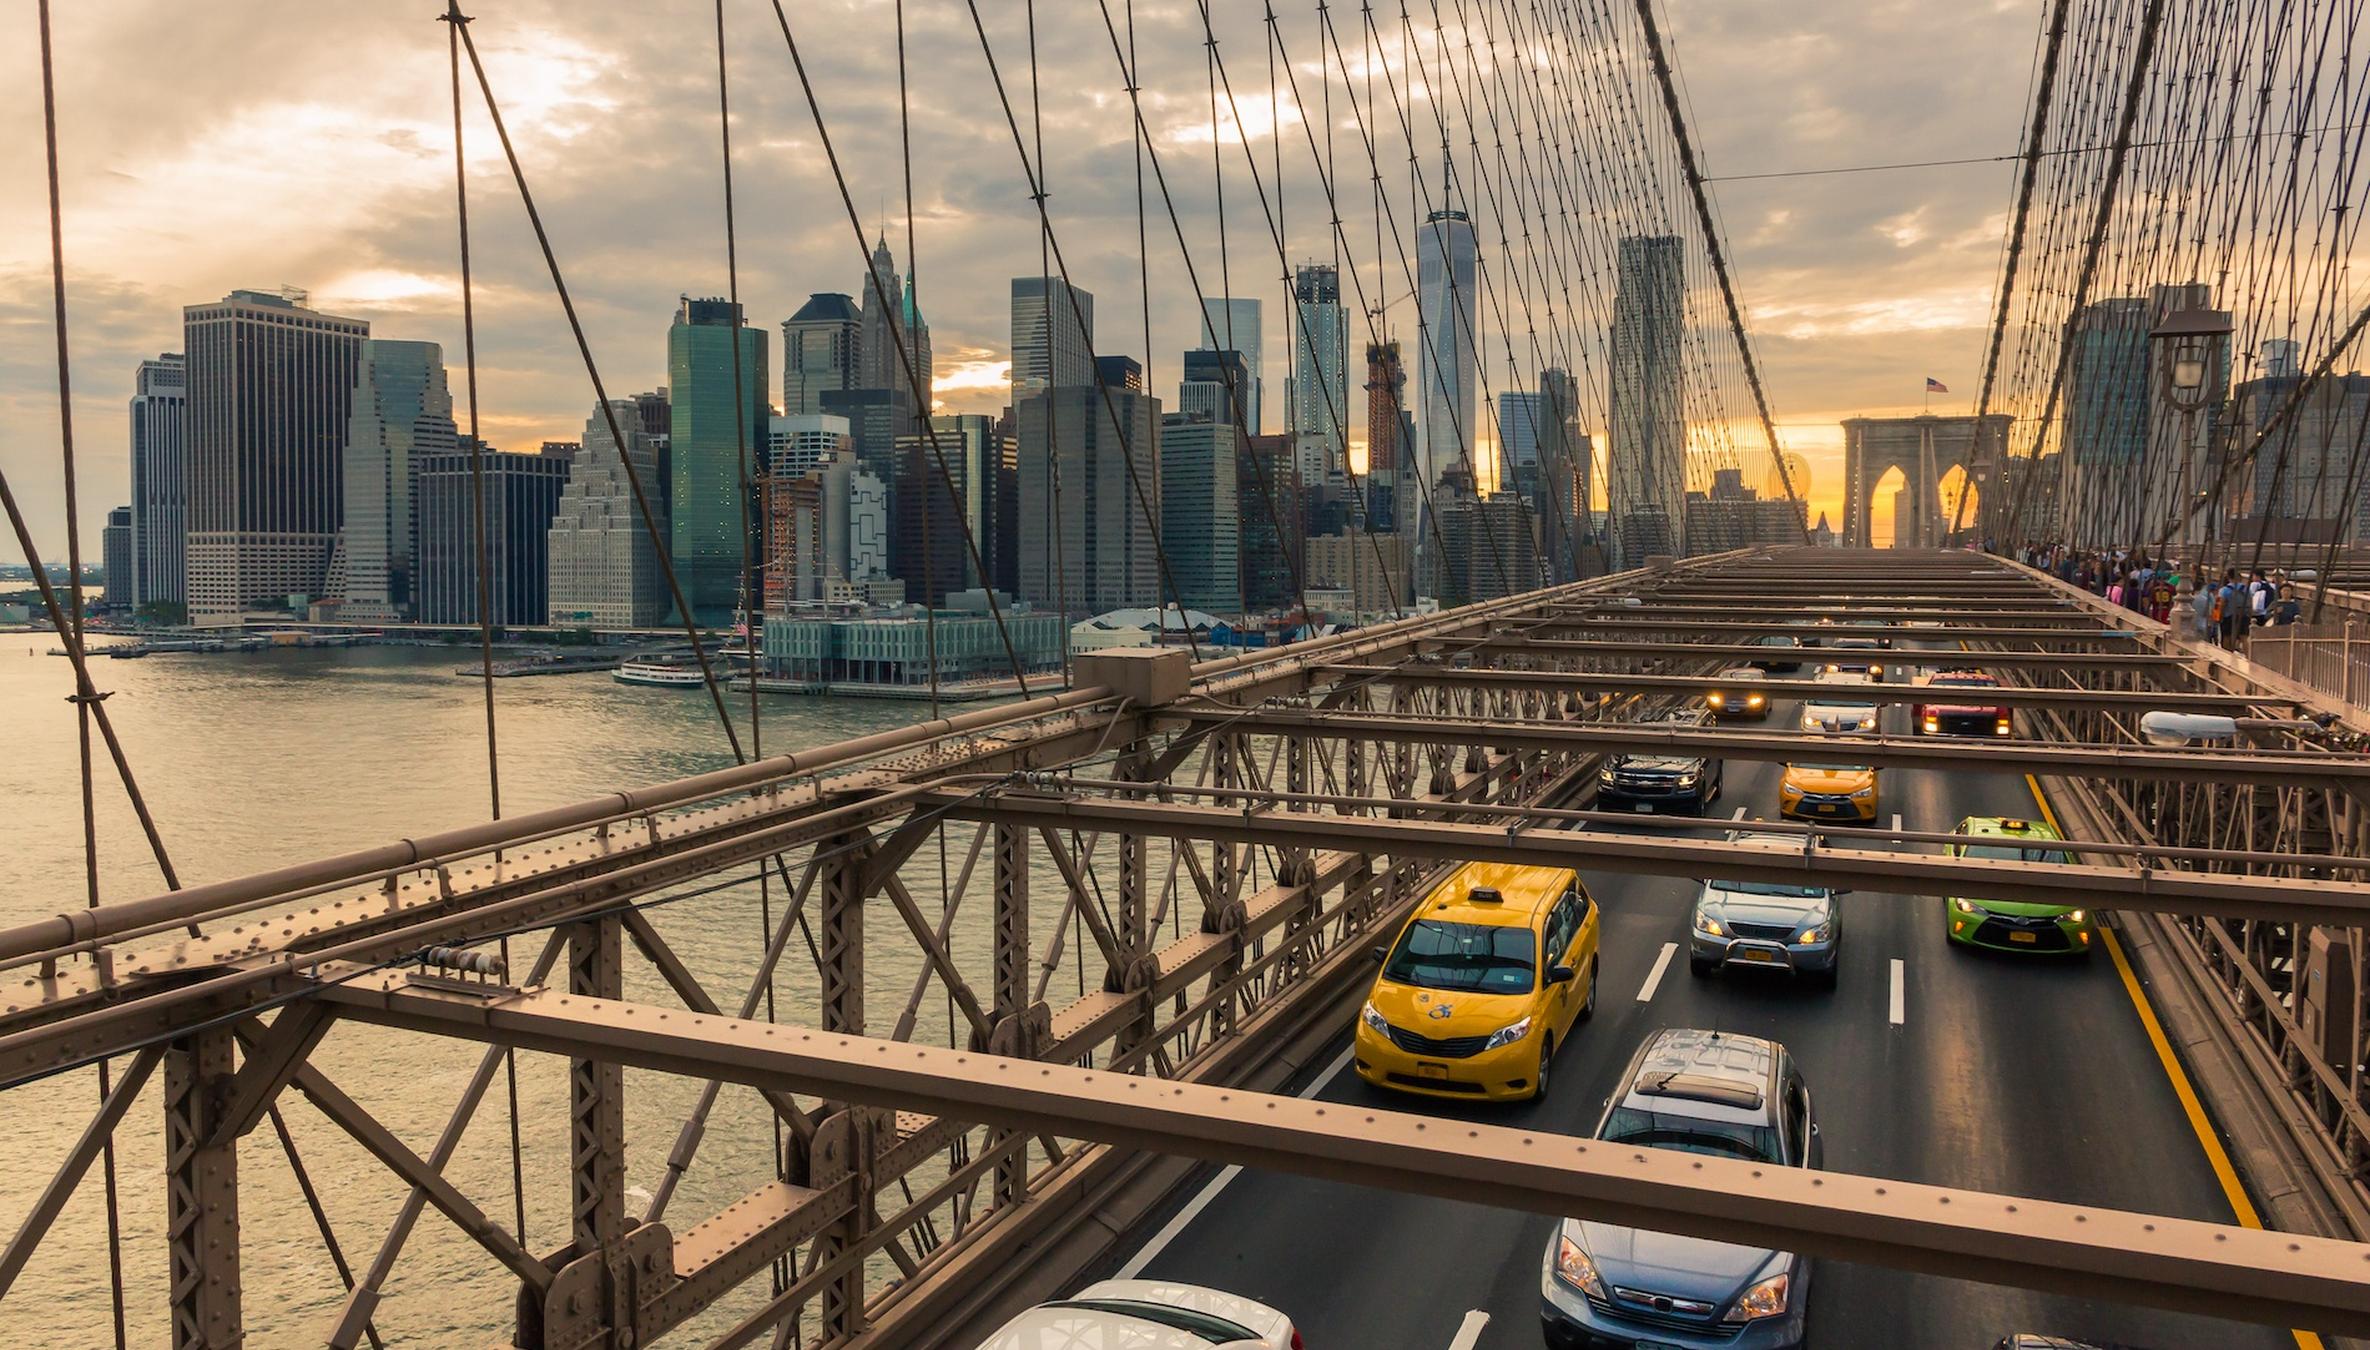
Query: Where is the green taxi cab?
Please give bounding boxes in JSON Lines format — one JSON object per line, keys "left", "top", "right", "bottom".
{"left": 1944, "top": 815, "right": 2095, "bottom": 956}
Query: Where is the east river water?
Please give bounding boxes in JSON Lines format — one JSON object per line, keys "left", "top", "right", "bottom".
{"left": 0, "top": 642, "right": 1072, "bottom": 1347}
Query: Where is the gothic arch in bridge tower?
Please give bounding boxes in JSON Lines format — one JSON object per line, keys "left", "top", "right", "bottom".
{"left": 1840, "top": 414, "right": 2011, "bottom": 548}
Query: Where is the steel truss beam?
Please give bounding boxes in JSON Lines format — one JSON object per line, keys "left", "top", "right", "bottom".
{"left": 318, "top": 976, "right": 2370, "bottom": 1336}
{"left": 1308, "top": 665, "right": 2289, "bottom": 712}
{"left": 919, "top": 789, "right": 2370, "bottom": 925}
{"left": 1458, "top": 637, "right": 2189, "bottom": 669}
{"left": 1168, "top": 709, "right": 2368, "bottom": 787}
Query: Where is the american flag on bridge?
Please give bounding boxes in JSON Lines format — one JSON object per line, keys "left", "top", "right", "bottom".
{"left": 1926, "top": 377, "right": 1950, "bottom": 393}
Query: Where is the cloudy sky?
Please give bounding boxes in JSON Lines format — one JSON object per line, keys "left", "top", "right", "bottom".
{"left": 0, "top": 0, "right": 2039, "bottom": 565}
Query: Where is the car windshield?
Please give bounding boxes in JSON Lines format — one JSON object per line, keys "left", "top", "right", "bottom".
{"left": 1932, "top": 677, "right": 1994, "bottom": 688}
{"left": 1962, "top": 842, "right": 2071, "bottom": 865}
{"left": 1796, "top": 763, "right": 1870, "bottom": 773}
{"left": 1809, "top": 700, "right": 1876, "bottom": 710}
{"left": 1382, "top": 920, "right": 1536, "bottom": 993}
{"left": 1599, "top": 1107, "right": 1780, "bottom": 1163}
{"left": 1711, "top": 878, "right": 1827, "bottom": 899}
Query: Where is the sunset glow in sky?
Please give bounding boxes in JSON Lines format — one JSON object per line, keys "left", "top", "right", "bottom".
{"left": 0, "top": 0, "right": 2046, "bottom": 561}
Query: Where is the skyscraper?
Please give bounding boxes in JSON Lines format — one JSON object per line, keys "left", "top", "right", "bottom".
{"left": 894, "top": 412, "right": 1018, "bottom": 604}
{"left": 667, "top": 296, "right": 769, "bottom": 623}
{"left": 1240, "top": 433, "right": 1302, "bottom": 613}
{"left": 768, "top": 413, "right": 852, "bottom": 481}
{"left": 340, "top": 340, "right": 457, "bottom": 621}
{"left": 1179, "top": 348, "right": 1253, "bottom": 431}
{"left": 1015, "top": 384, "right": 1160, "bottom": 613}
{"left": 415, "top": 448, "right": 569, "bottom": 626}
{"left": 1364, "top": 338, "right": 1411, "bottom": 534}
{"left": 183, "top": 289, "right": 368, "bottom": 624}
{"left": 1199, "top": 297, "right": 1264, "bottom": 433}
{"left": 1010, "top": 277, "right": 1095, "bottom": 402}
{"left": 548, "top": 399, "right": 672, "bottom": 628}
{"left": 1416, "top": 207, "right": 1479, "bottom": 508}
{"left": 1534, "top": 367, "right": 1586, "bottom": 581}
{"left": 1497, "top": 391, "right": 1547, "bottom": 487}
{"left": 1290, "top": 264, "right": 1348, "bottom": 484}
{"left": 1159, "top": 411, "right": 1242, "bottom": 614}
{"left": 1607, "top": 235, "right": 1685, "bottom": 569}
{"left": 128, "top": 353, "right": 186, "bottom": 612}
{"left": 101, "top": 507, "right": 133, "bottom": 613}
{"left": 781, "top": 293, "right": 861, "bottom": 416}
{"left": 857, "top": 237, "right": 931, "bottom": 437}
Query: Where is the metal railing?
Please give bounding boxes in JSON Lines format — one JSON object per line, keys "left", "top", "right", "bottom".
{"left": 2248, "top": 620, "right": 2370, "bottom": 710}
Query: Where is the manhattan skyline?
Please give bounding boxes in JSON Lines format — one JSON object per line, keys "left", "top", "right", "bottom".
{"left": 0, "top": 2, "right": 2045, "bottom": 562}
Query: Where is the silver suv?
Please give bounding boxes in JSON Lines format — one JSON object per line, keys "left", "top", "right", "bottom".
{"left": 1687, "top": 832, "right": 1842, "bottom": 988}
{"left": 1540, "top": 1029, "right": 1818, "bottom": 1349}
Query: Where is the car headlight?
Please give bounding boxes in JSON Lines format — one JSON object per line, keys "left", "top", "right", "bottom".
{"left": 1747, "top": 693, "right": 1765, "bottom": 706}
{"left": 1707, "top": 692, "right": 1725, "bottom": 707}
{"left": 1554, "top": 1234, "right": 1606, "bottom": 1299}
{"left": 1483, "top": 1015, "right": 1532, "bottom": 1051}
{"left": 1360, "top": 1001, "right": 1390, "bottom": 1035}
{"left": 1695, "top": 913, "right": 1725, "bottom": 937}
{"left": 2065, "top": 909, "right": 2088, "bottom": 925}
{"left": 1675, "top": 772, "right": 1699, "bottom": 788}
{"left": 1950, "top": 898, "right": 1981, "bottom": 915}
{"left": 1726, "top": 1271, "right": 1790, "bottom": 1321}
{"left": 1850, "top": 786, "right": 1874, "bottom": 798}
{"left": 1871, "top": 665, "right": 1886, "bottom": 678}
{"left": 1795, "top": 923, "right": 1830, "bottom": 944}
{"left": 1921, "top": 717, "right": 1939, "bottom": 732}
{"left": 1598, "top": 766, "right": 1617, "bottom": 782}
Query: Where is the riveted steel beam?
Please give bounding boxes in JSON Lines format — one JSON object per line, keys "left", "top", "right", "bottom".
{"left": 919, "top": 790, "right": 2370, "bottom": 925}
{"left": 1169, "top": 708, "right": 2366, "bottom": 787}
{"left": 319, "top": 977, "right": 2370, "bottom": 1336}
{"left": 1307, "top": 665, "right": 2289, "bottom": 712}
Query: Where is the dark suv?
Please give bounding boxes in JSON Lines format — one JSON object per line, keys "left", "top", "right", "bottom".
{"left": 1597, "top": 709, "right": 1724, "bottom": 814}
{"left": 1541, "top": 1029, "right": 1818, "bottom": 1349}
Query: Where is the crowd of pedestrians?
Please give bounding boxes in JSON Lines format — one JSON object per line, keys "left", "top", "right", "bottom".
{"left": 2006, "top": 543, "right": 2302, "bottom": 647}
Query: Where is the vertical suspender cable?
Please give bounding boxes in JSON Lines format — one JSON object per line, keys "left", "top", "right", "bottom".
{"left": 34, "top": 6, "right": 127, "bottom": 1343}
{"left": 441, "top": 0, "right": 529, "bottom": 1258}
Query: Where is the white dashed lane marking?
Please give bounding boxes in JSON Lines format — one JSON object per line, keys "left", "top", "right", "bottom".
{"left": 1448, "top": 1310, "right": 1491, "bottom": 1350}
{"left": 1638, "top": 941, "right": 1679, "bottom": 1002}
{"left": 1890, "top": 958, "right": 1907, "bottom": 1026}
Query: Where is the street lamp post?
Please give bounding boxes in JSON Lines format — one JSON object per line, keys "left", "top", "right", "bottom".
{"left": 2148, "top": 307, "right": 2233, "bottom": 580}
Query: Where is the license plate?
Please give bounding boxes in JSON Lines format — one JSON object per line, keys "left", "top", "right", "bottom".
{"left": 2009, "top": 930, "right": 2039, "bottom": 944}
{"left": 1419, "top": 1063, "right": 1448, "bottom": 1078}
{"left": 1819, "top": 803, "right": 1844, "bottom": 815}
{"left": 1633, "top": 803, "right": 1652, "bottom": 812}
{"left": 1740, "top": 950, "right": 1780, "bottom": 963}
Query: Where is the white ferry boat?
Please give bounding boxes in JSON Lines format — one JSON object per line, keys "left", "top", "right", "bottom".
{"left": 613, "top": 655, "right": 709, "bottom": 687}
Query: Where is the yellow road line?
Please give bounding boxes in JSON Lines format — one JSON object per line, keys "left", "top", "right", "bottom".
{"left": 2024, "top": 774, "right": 2324, "bottom": 1350}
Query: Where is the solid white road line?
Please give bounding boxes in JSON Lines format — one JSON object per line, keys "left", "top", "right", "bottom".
{"left": 1448, "top": 1310, "right": 1491, "bottom": 1350}
{"left": 1114, "top": 1043, "right": 1355, "bottom": 1279}
{"left": 1638, "top": 941, "right": 1679, "bottom": 1002}
{"left": 1889, "top": 958, "right": 1907, "bottom": 1026}
{"left": 1731, "top": 806, "right": 1749, "bottom": 821}
{"left": 1891, "top": 813, "right": 1903, "bottom": 835}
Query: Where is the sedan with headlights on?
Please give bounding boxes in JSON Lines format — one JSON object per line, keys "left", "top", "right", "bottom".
{"left": 1704, "top": 666, "right": 1772, "bottom": 721}
{"left": 1688, "top": 833, "right": 1841, "bottom": 987}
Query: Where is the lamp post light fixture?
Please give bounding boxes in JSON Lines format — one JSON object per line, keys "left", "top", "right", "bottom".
{"left": 2148, "top": 307, "right": 2234, "bottom": 566}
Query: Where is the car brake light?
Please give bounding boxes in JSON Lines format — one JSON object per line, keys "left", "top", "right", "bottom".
{"left": 1291, "top": 1332, "right": 1306, "bottom": 1350}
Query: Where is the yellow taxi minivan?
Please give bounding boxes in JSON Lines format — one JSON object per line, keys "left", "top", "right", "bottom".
{"left": 1355, "top": 862, "right": 1599, "bottom": 1102}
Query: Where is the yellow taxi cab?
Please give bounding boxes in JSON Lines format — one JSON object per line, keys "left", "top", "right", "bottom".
{"left": 1355, "top": 862, "right": 1599, "bottom": 1103}
{"left": 1779, "top": 760, "right": 1880, "bottom": 824}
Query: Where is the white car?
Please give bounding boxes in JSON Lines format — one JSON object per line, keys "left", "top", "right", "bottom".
{"left": 975, "top": 1280, "right": 1303, "bottom": 1349}
{"left": 1800, "top": 672, "right": 1879, "bottom": 734}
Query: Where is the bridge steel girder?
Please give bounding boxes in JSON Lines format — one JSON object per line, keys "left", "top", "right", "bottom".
{"left": 1307, "top": 664, "right": 2293, "bottom": 713}
{"left": 1457, "top": 636, "right": 2193, "bottom": 670}
{"left": 1166, "top": 708, "right": 2370, "bottom": 788}
{"left": 163, "top": 1027, "right": 241, "bottom": 1350}
{"left": 920, "top": 789, "right": 2370, "bottom": 927}
{"left": 1514, "top": 619, "right": 2141, "bottom": 644}
{"left": 318, "top": 974, "right": 2370, "bottom": 1338}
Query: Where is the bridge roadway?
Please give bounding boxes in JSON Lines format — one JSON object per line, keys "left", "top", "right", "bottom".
{"left": 1109, "top": 666, "right": 2302, "bottom": 1350}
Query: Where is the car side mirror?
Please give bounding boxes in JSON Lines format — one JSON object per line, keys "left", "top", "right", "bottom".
{"left": 1371, "top": 945, "right": 1387, "bottom": 964}
{"left": 1548, "top": 964, "right": 1576, "bottom": 985}
{"left": 1810, "top": 1123, "right": 1821, "bottom": 1136}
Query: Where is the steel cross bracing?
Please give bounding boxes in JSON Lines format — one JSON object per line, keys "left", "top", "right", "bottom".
{"left": 6, "top": 549, "right": 2370, "bottom": 1348}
